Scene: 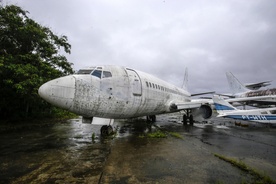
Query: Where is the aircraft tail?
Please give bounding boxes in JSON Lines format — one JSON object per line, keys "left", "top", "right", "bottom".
{"left": 213, "top": 95, "right": 237, "bottom": 115}
{"left": 226, "top": 72, "right": 248, "bottom": 95}
{"left": 182, "top": 68, "right": 188, "bottom": 91}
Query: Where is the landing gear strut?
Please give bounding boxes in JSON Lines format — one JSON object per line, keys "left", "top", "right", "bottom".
{"left": 183, "top": 110, "right": 194, "bottom": 125}
{"left": 147, "top": 115, "right": 156, "bottom": 122}
{"left": 100, "top": 125, "right": 113, "bottom": 136}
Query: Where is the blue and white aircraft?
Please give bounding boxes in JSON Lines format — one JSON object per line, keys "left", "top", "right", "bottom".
{"left": 213, "top": 95, "right": 276, "bottom": 124}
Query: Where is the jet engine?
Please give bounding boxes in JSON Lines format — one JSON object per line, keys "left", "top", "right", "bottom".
{"left": 192, "top": 104, "right": 213, "bottom": 119}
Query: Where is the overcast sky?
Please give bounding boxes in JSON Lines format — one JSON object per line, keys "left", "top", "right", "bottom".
{"left": 2, "top": 0, "right": 276, "bottom": 94}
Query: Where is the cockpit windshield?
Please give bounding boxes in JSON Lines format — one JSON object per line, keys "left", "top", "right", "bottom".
{"left": 76, "top": 69, "right": 94, "bottom": 74}
{"left": 91, "top": 70, "right": 102, "bottom": 78}
{"left": 77, "top": 66, "right": 112, "bottom": 79}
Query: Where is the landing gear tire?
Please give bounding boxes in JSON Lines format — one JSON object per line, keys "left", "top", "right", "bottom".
{"left": 101, "top": 125, "right": 113, "bottom": 136}
{"left": 107, "top": 125, "right": 113, "bottom": 134}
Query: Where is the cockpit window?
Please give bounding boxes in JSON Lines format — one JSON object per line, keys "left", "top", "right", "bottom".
{"left": 77, "top": 66, "right": 112, "bottom": 79}
{"left": 76, "top": 69, "right": 93, "bottom": 74}
{"left": 91, "top": 70, "right": 102, "bottom": 78}
{"left": 102, "top": 71, "right": 112, "bottom": 78}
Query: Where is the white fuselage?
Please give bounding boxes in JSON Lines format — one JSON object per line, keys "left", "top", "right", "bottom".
{"left": 38, "top": 66, "right": 190, "bottom": 119}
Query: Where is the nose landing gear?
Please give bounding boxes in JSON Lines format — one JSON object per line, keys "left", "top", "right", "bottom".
{"left": 147, "top": 115, "right": 156, "bottom": 122}
{"left": 100, "top": 125, "right": 113, "bottom": 136}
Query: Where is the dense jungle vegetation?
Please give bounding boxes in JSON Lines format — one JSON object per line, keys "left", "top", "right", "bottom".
{"left": 0, "top": 4, "right": 75, "bottom": 121}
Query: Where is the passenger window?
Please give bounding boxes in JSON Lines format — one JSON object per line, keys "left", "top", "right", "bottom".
{"left": 146, "top": 82, "right": 149, "bottom": 87}
{"left": 149, "top": 82, "right": 152, "bottom": 88}
{"left": 91, "top": 70, "right": 102, "bottom": 78}
{"left": 102, "top": 71, "right": 112, "bottom": 78}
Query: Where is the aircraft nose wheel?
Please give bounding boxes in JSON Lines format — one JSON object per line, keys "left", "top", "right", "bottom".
{"left": 100, "top": 125, "right": 113, "bottom": 136}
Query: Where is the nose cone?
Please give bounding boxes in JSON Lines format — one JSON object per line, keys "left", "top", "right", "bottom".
{"left": 38, "top": 76, "right": 75, "bottom": 110}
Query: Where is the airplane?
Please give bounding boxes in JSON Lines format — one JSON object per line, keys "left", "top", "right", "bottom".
{"left": 224, "top": 72, "right": 276, "bottom": 107}
{"left": 213, "top": 95, "right": 276, "bottom": 124}
{"left": 226, "top": 72, "right": 272, "bottom": 94}
{"left": 38, "top": 65, "right": 213, "bottom": 135}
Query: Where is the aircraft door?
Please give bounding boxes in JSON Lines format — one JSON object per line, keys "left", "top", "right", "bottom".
{"left": 126, "top": 69, "right": 142, "bottom": 96}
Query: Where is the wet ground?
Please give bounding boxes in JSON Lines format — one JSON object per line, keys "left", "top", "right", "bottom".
{"left": 0, "top": 114, "right": 275, "bottom": 184}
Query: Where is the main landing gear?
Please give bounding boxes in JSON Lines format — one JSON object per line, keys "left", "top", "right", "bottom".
{"left": 146, "top": 115, "right": 156, "bottom": 132}
{"left": 183, "top": 110, "right": 194, "bottom": 125}
{"left": 99, "top": 119, "right": 114, "bottom": 136}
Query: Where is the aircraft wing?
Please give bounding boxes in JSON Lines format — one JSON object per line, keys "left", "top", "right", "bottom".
{"left": 225, "top": 95, "right": 276, "bottom": 106}
{"left": 169, "top": 98, "right": 214, "bottom": 120}
{"left": 171, "top": 95, "right": 276, "bottom": 111}
{"left": 170, "top": 99, "right": 212, "bottom": 110}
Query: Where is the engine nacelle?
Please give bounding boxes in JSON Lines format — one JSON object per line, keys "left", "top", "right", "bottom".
{"left": 192, "top": 104, "right": 213, "bottom": 119}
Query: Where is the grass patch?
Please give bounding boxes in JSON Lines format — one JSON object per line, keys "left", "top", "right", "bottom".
{"left": 168, "top": 132, "right": 184, "bottom": 139}
{"left": 147, "top": 130, "right": 167, "bottom": 138}
{"left": 145, "top": 130, "right": 184, "bottom": 139}
{"left": 138, "top": 134, "right": 146, "bottom": 138}
{"left": 214, "top": 153, "right": 276, "bottom": 184}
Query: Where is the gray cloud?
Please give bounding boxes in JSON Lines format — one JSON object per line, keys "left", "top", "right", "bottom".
{"left": 2, "top": 0, "right": 276, "bottom": 94}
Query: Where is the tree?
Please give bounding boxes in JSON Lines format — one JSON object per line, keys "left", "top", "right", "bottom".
{"left": 0, "top": 4, "right": 74, "bottom": 120}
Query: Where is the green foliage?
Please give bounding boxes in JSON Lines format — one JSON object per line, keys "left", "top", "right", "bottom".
{"left": 0, "top": 4, "right": 74, "bottom": 121}
{"left": 91, "top": 133, "right": 95, "bottom": 142}
{"left": 49, "top": 107, "right": 78, "bottom": 119}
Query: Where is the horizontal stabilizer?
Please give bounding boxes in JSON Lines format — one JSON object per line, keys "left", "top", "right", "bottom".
{"left": 245, "top": 81, "right": 271, "bottom": 90}
{"left": 191, "top": 91, "right": 215, "bottom": 97}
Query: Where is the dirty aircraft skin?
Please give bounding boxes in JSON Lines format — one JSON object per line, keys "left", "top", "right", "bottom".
{"left": 38, "top": 65, "right": 212, "bottom": 134}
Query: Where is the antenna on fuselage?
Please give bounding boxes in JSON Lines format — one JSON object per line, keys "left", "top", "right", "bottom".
{"left": 182, "top": 67, "right": 188, "bottom": 91}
